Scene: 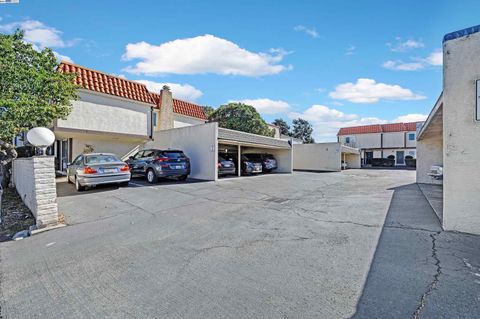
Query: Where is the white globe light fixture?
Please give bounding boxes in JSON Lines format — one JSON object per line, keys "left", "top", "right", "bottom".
{"left": 27, "top": 127, "right": 55, "bottom": 155}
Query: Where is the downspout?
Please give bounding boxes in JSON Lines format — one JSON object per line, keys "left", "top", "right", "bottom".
{"left": 380, "top": 133, "right": 383, "bottom": 158}
{"left": 150, "top": 106, "right": 154, "bottom": 140}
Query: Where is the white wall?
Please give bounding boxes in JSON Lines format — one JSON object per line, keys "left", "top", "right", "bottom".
{"left": 382, "top": 132, "right": 404, "bottom": 148}
{"left": 56, "top": 91, "right": 151, "bottom": 137}
{"left": 173, "top": 114, "right": 206, "bottom": 128}
{"left": 146, "top": 122, "right": 218, "bottom": 181}
{"left": 343, "top": 153, "right": 361, "bottom": 169}
{"left": 339, "top": 133, "right": 381, "bottom": 149}
{"left": 55, "top": 131, "right": 146, "bottom": 162}
{"left": 12, "top": 157, "right": 59, "bottom": 228}
{"left": 405, "top": 131, "right": 417, "bottom": 148}
{"left": 416, "top": 136, "right": 443, "bottom": 185}
{"left": 293, "top": 143, "right": 341, "bottom": 172}
{"left": 443, "top": 31, "right": 480, "bottom": 234}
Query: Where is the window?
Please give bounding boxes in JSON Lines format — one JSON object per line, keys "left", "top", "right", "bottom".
{"left": 408, "top": 133, "right": 415, "bottom": 141}
{"left": 153, "top": 112, "right": 157, "bottom": 127}
{"left": 73, "top": 155, "right": 83, "bottom": 166}
{"left": 345, "top": 137, "right": 350, "bottom": 143}
{"left": 132, "top": 151, "right": 144, "bottom": 160}
{"left": 85, "top": 154, "right": 121, "bottom": 164}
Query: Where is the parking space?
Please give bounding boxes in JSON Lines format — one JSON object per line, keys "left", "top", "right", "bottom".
{"left": 4, "top": 170, "right": 480, "bottom": 318}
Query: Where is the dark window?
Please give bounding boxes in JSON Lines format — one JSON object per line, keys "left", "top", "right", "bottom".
{"left": 132, "top": 151, "right": 144, "bottom": 160}
{"left": 408, "top": 133, "right": 415, "bottom": 141}
{"left": 153, "top": 113, "right": 157, "bottom": 127}
{"left": 345, "top": 137, "right": 350, "bottom": 143}
{"left": 162, "top": 151, "right": 185, "bottom": 159}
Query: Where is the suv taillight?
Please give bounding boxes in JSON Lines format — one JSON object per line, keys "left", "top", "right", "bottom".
{"left": 155, "top": 156, "right": 169, "bottom": 162}
{"left": 84, "top": 166, "right": 97, "bottom": 174}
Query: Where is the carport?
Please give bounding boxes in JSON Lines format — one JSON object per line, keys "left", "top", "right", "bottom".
{"left": 145, "top": 123, "right": 292, "bottom": 181}
{"left": 293, "top": 142, "right": 361, "bottom": 172}
{"left": 218, "top": 128, "right": 293, "bottom": 177}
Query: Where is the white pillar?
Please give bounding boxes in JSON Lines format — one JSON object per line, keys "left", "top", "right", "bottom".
{"left": 237, "top": 144, "right": 241, "bottom": 177}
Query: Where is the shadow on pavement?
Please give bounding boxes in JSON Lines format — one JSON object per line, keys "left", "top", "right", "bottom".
{"left": 350, "top": 183, "right": 480, "bottom": 318}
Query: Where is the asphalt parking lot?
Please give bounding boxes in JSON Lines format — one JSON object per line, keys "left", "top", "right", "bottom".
{"left": 1, "top": 170, "right": 479, "bottom": 318}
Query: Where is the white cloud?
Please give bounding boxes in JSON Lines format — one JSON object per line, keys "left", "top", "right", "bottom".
{"left": 288, "top": 104, "right": 426, "bottom": 142}
{"left": 229, "top": 98, "right": 290, "bottom": 115}
{"left": 0, "top": 19, "right": 79, "bottom": 49}
{"left": 393, "top": 113, "right": 428, "bottom": 123}
{"left": 122, "top": 34, "right": 291, "bottom": 76}
{"left": 53, "top": 51, "right": 73, "bottom": 63}
{"left": 345, "top": 45, "right": 356, "bottom": 56}
{"left": 425, "top": 50, "right": 443, "bottom": 66}
{"left": 329, "top": 78, "right": 426, "bottom": 103}
{"left": 383, "top": 49, "right": 443, "bottom": 72}
{"left": 387, "top": 37, "right": 424, "bottom": 52}
{"left": 135, "top": 80, "right": 203, "bottom": 101}
{"left": 294, "top": 25, "right": 319, "bottom": 38}
{"left": 382, "top": 60, "right": 424, "bottom": 71}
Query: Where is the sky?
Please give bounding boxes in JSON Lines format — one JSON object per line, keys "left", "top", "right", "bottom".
{"left": 1, "top": 0, "right": 479, "bottom": 141}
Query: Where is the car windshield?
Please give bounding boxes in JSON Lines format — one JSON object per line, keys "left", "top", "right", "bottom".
{"left": 162, "top": 151, "right": 185, "bottom": 159}
{"left": 85, "top": 155, "right": 120, "bottom": 164}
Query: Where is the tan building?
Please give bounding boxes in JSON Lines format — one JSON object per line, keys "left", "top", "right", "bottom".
{"left": 417, "top": 25, "right": 480, "bottom": 235}
{"left": 337, "top": 122, "right": 422, "bottom": 166}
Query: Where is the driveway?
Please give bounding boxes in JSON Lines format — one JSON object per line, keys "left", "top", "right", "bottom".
{"left": 1, "top": 170, "right": 479, "bottom": 318}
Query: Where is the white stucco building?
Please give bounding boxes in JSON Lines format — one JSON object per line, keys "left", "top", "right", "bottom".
{"left": 417, "top": 25, "right": 480, "bottom": 235}
{"left": 52, "top": 62, "right": 206, "bottom": 172}
{"left": 337, "top": 122, "right": 422, "bottom": 166}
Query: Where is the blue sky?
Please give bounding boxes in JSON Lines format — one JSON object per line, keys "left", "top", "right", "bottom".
{"left": 1, "top": 0, "right": 479, "bottom": 141}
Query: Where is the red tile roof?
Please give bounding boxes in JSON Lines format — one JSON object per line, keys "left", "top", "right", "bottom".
{"left": 59, "top": 61, "right": 206, "bottom": 120}
{"left": 150, "top": 92, "right": 207, "bottom": 120}
{"left": 338, "top": 122, "right": 421, "bottom": 136}
{"left": 58, "top": 61, "right": 155, "bottom": 104}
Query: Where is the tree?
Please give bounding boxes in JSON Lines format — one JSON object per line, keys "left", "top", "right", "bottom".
{"left": 201, "top": 105, "right": 215, "bottom": 118}
{"left": 292, "top": 118, "right": 315, "bottom": 143}
{"left": 0, "top": 30, "right": 78, "bottom": 185}
{"left": 272, "top": 118, "right": 291, "bottom": 136}
{"left": 208, "top": 103, "right": 274, "bottom": 137}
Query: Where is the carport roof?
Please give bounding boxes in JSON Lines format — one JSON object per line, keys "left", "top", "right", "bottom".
{"left": 218, "top": 128, "right": 291, "bottom": 148}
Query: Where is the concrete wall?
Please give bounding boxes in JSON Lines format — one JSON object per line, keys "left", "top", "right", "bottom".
{"left": 344, "top": 153, "right": 361, "bottom": 169}
{"left": 12, "top": 157, "right": 58, "bottom": 228}
{"left": 56, "top": 91, "right": 151, "bottom": 137}
{"left": 383, "top": 132, "right": 404, "bottom": 148}
{"left": 174, "top": 114, "right": 205, "bottom": 128}
{"left": 243, "top": 147, "right": 292, "bottom": 173}
{"left": 146, "top": 122, "right": 218, "bottom": 181}
{"left": 416, "top": 136, "right": 443, "bottom": 185}
{"left": 293, "top": 143, "right": 341, "bottom": 172}
{"left": 442, "top": 31, "right": 480, "bottom": 234}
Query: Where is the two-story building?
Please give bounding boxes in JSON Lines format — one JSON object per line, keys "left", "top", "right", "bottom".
{"left": 52, "top": 62, "right": 206, "bottom": 172}
{"left": 337, "top": 122, "right": 422, "bottom": 166}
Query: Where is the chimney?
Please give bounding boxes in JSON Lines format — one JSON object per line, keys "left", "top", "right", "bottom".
{"left": 158, "top": 85, "right": 174, "bottom": 130}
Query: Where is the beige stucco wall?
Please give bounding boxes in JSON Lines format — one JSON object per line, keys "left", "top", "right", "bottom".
{"left": 56, "top": 91, "right": 152, "bottom": 137}
{"left": 442, "top": 32, "right": 480, "bottom": 234}
{"left": 405, "top": 131, "right": 417, "bottom": 148}
{"left": 146, "top": 122, "right": 218, "bottom": 181}
{"left": 382, "top": 132, "right": 404, "bottom": 148}
{"left": 416, "top": 136, "right": 443, "bottom": 185}
{"left": 339, "top": 133, "right": 381, "bottom": 149}
{"left": 343, "top": 153, "right": 361, "bottom": 169}
{"left": 293, "top": 143, "right": 341, "bottom": 172}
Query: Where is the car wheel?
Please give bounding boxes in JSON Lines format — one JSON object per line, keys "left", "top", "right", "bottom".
{"left": 75, "top": 176, "right": 85, "bottom": 192}
{"left": 178, "top": 175, "right": 188, "bottom": 181}
{"left": 119, "top": 181, "right": 129, "bottom": 187}
{"left": 67, "top": 175, "right": 73, "bottom": 184}
{"left": 146, "top": 169, "right": 158, "bottom": 184}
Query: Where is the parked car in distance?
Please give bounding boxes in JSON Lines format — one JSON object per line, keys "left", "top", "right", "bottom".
{"left": 240, "top": 154, "right": 263, "bottom": 175}
{"left": 67, "top": 153, "right": 131, "bottom": 191}
{"left": 126, "top": 149, "right": 190, "bottom": 183}
{"left": 243, "top": 153, "right": 277, "bottom": 173}
{"left": 218, "top": 155, "right": 236, "bottom": 176}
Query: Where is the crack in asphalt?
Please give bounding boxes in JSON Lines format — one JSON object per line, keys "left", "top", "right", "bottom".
{"left": 412, "top": 231, "right": 442, "bottom": 319}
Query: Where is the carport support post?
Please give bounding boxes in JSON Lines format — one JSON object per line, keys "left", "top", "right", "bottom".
{"left": 237, "top": 144, "right": 241, "bottom": 177}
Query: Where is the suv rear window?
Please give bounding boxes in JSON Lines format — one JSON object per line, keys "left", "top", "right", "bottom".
{"left": 161, "top": 151, "right": 185, "bottom": 159}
